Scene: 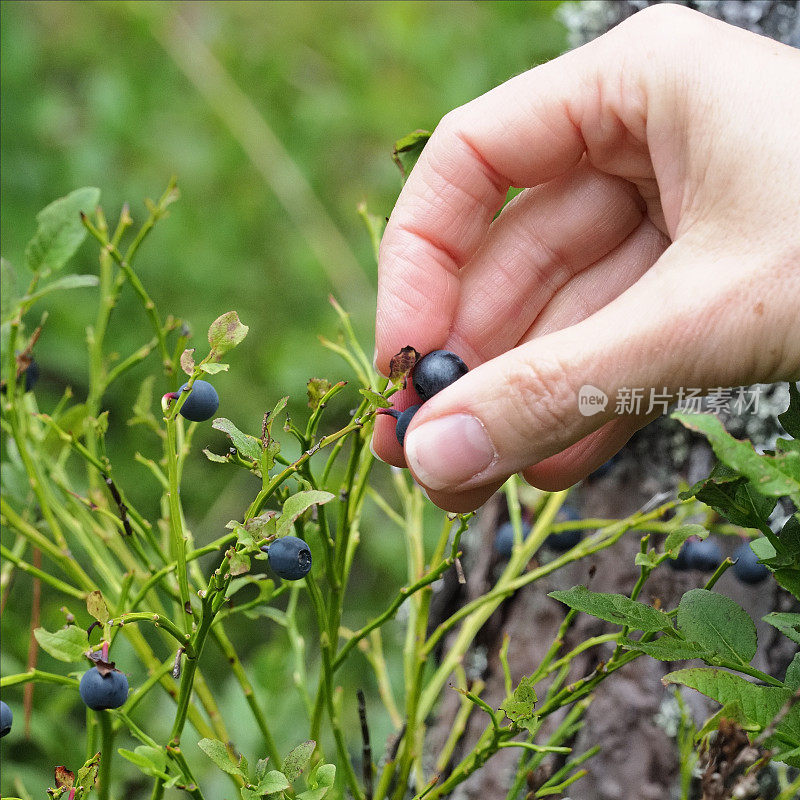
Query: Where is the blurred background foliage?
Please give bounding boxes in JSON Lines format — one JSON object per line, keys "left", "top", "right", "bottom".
{"left": 1, "top": 2, "right": 568, "bottom": 795}
{"left": 2, "top": 0, "right": 568, "bottom": 529}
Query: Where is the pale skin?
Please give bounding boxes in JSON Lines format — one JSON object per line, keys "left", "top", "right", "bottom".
{"left": 371, "top": 4, "right": 800, "bottom": 513}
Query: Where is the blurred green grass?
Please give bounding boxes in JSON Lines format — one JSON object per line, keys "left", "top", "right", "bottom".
{"left": 1, "top": 0, "right": 567, "bottom": 518}
{"left": 1, "top": 2, "right": 568, "bottom": 794}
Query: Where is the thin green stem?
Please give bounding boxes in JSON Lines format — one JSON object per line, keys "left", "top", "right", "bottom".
{"left": 0, "top": 670, "right": 79, "bottom": 689}
{"left": 165, "top": 416, "right": 191, "bottom": 632}
{"left": 0, "top": 544, "right": 86, "bottom": 599}
{"left": 97, "top": 710, "right": 115, "bottom": 800}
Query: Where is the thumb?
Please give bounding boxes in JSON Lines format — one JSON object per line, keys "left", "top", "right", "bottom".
{"left": 402, "top": 245, "right": 789, "bottom": 495}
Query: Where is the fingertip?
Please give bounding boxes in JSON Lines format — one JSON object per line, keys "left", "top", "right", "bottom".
{"left": 416, "top": 481, "right": 503, "bottom": 514}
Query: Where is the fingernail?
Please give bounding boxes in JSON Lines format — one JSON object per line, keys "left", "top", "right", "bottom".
{"left": 404, "top": 414, "right": 497, "bottom": 491}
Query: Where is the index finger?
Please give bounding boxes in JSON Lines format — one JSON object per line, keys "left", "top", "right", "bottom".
{"left": 374, "top": 43, "right": 599, "bottom": 374}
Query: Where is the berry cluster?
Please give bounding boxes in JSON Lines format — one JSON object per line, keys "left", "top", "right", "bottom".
{"left": 383, "top": 350, "right": 469, "bottom": 446}
{"left": 494, "top": 503, "right": 584, "bottom": 557}
{"left": 670, "top": 537, "right": 769, "bottom": 585}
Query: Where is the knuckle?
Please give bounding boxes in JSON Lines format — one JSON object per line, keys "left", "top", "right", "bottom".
{"left": 618, "top": 2, "right": 699, "bottom": 35}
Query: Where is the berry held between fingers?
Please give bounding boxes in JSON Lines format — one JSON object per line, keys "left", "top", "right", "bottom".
{"left": 380, "top": 404, "right": 422, "bottom": 446}
{"left": 177, "top": 380, "right": 219, "bottom": 422}
{"left": 264, "top": 535, "right": 312, "bottom": 581}
{"left": 0, "top": 700, "right": 12, "bottom": 737}
{"left": 732, "top": 542, "right": 770, "bottom": 584}
{"left": 79, "top": 667, "right": 129, "bottom": 710}
{"left": 411, "top": 350, "right": 469, "bottom": 401}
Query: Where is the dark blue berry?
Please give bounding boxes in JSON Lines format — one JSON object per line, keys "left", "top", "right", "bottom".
{"left": 668, "top": 544, "right": 692, "bottom": 571}
{"left": 546, "top": 504, "right": 583, "bottom": 552}
{"left": 265, "top": 535, "right": 312, "bottom": 580}
{"left": 382, "top": 404, "right": 422, "bottom": 446}
{"left": 79, "top": 667, "right": 129, "bottom": 710}
{"left": 177, "top": 380, "right": 219, "bottom": 422}
{"left": 0, "top": 700, "right": 12, "bottom": 737}
{"left": 24, "top": 359, "right": 39, "bottom": 392}
{"left": 411, "top": 350, "right": 468, "bottom": 401}
{"left": 546, "top": 529, "right": 583, "bottom": 552}
{"left": 494, "top": 521, "right": 523, "bottom": 557}
{"left": 684, "top": 538, "right": 722, "bottom": 572}
{"left": 732, "top": 542, "right": 770, "bottom": 585}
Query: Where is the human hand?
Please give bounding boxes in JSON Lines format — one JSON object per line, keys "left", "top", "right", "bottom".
{"left": 371, "top": 4, "right": 800, "bottom": 512}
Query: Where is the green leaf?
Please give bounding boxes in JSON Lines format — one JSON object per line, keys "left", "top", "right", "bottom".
{"left": 664, "top": 524, "right": 708, "bottom": 558}
{"left": 229, "top": 551, "right": 251, "bottom": 577}
{"left": 197, "top": 738, "right": 247, "bottom": 778}
{"left": 634, "top": 550, "right": 660, "bottom": 569}
{"left": 208, "top": 311, "right": 248, "bottom": 357}
{"left": 774, "top": 569, "right": 800, "bottom": 601}
{"left": 283, "top": 740, "right": 315, "bottom": 782}
{"left": 277, "top": 491, "right": 335, "bottom": 537}
{"left": 785, "top": 653, "right": 800, "bottom": 690}
{"left": 254, "top": 770, "right": 291, "bottom": 794}
{"left": 778, "top": 382, "right": 800, "bottom": 438}
{"left": 500, "top": 675, "right": 538, "bottom": 732}
{"left": 676, "top": 590, "right": 756, "bottom": 665}
{"left": 620, "top": 636, "right": 708, "bottom": 661}
{"left": 308, "top": 763, "right": 335, "bottom": 789}
{"left": 75, "top": 752, "right": 101, "bottom": 791}
{"left": 392, "top": 129, "right": 431, "bottom": 182}
{"left": 34, "top": 625, "right": 89, "bottom": 662}
{"left": 358, "top": 388, "right": 391, "bottom": 409}
{"left": 763, "top": 612, "right": 800, "bottom": 645}
{"left": 264, "top": 396, "right": 289, "bottom": 440}
{"left": 548, "top": 585, "right": 674, "bottom": 634}
{"left": 673, "top": 412, "right": 799, "bottom": 497}
{"left": 25, "top": 187, "right": 100, "bottom": 274}
{"left": 307, "top": 377, "right": 332, "bottom": 410}
{"left": 199, "top": 362, "right": 229, "bottom": 374}
{"left": 22, "top": 274, "right": 99, "bottom": 306}
{"left": 86, "top": 590, "right": 110, "bottom": 624}
{"left": 679, "top": 463, "right": 776, "bottom": 530}
{"left": 212, "top": 418, "right": 262, "bottom": 461}
{"left": 662, "top": 668, "right": 789, "bottom": 729}
{"left": 357, "top": 202, "right": 387, "bottom": 265}
{"left": 180, "top": 348, "right": 195, "bottom": 376}
{"left": 118, "top": 746, "right": 168, "bottom": 778}
{"left": 240, "top": 787, "right": 261, "bottom": 800}
{"left": 254, "top": 758, "right": 270, "bottom": 784}
{"left": 203, "top": 449, "right": 229, "bottom": 464}
{"left": 244, "top": 513, "right": 278, "bottom": 537}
